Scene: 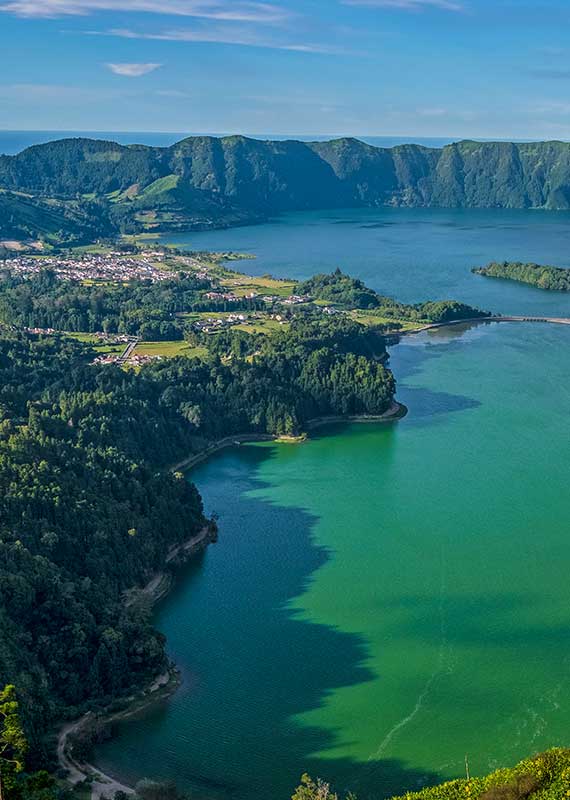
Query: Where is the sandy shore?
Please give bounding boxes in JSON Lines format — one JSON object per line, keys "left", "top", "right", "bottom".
{"left": 57, "top": 669, "right": 180, "bottom": 800}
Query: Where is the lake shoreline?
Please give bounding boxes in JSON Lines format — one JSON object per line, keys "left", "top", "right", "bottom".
{"left": 171, "top": 400, "right": 408, "bottom": 473}
{"left": 59, "top": 403, "right": 406, "bottom": 796}
{"left": 57, "top": 525, "right": 217, "bottom": 798}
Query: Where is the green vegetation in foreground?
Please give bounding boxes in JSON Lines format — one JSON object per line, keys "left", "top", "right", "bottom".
{"left": 473, "top": 261, "right": 570, "bottom": 292}
{"left": 0, "top": 684, "right": 69, "bottom": 800}
{"left": 8, "top": 136, "right": 570, "bottom": 245}
{"left": 294, "top": 749, "right": 570, "bottom": 800}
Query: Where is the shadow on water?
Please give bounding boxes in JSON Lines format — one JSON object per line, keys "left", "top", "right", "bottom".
{"left": 98, "top": 443, "right": 444, "bottom": 800}
{"left": 387, "top": 327, "right": 483, "bottom": 426}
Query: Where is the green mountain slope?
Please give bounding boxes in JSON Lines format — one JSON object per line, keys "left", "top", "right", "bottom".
{"left": 5, "top": 135, "right": 570, "bottom": 243}
{"left": 0, "top": 190, "right": 111, "bottom": 244}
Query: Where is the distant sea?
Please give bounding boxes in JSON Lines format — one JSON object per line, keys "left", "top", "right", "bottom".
{"left": 0, "top": 130, "right": 525, "bottom": 156}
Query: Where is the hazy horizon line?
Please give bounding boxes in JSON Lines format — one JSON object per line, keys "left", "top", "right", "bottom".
{"left": 2, "top": 128, "right": 568, "bottom": 142}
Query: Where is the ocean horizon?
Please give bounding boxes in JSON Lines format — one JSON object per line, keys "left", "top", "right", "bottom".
{"left": 0, "top": 130, "right": 558, "bottom": 156}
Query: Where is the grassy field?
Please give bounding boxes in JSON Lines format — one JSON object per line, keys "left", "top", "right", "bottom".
{"left": 176, "top": 311, "right": 287, "bottom": 336}
{"left": 65, "top": 332, "right": 125, "bottom": 354}
{"left": 65, "top": 334, "right": 207, "bottom": 361}
{"left": 134, "top": 340, "right": 207, "bottom": 358}
{"left": 220, "top": 271, "right": 296, "bottom": 297}
{"left": 348, "top": 310, "right": 425, "bottom": 331}
{"left": 233, "top": 318, "right": 288, "bottom": 334}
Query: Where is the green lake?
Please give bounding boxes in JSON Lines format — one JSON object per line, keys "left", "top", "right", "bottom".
{"left": 95, "top": 209, "right": 570, "bottom": 799}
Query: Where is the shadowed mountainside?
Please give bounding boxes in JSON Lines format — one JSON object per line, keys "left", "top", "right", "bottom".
{"left": 4, "top": 136, "right": 570, "bottom": 243}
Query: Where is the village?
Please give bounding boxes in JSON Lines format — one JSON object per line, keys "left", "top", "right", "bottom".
{"left": 2, "top": 251, "right": 176, "bottom": 283}
{"left": 0, "top": 248, "right": 351, "bottom": 369}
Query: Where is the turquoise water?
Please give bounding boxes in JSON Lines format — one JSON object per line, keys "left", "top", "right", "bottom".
{"left": 95, "top": 212, "right": 570, "bottom": 799}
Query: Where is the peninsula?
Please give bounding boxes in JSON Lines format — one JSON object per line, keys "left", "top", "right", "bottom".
{"left": 2, "top": 248, "right": 568, "bottom": 800}
{"left": 0, "top": 247, "right": 493, "bottom": 794}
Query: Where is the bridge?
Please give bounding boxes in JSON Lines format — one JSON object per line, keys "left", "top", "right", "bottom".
{"left": 398, "top": 315, "right": 570, "bottom": 336}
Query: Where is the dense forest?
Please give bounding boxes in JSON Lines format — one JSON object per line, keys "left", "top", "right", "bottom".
{"left": 0, "top": 334, "right": 208, "bottom": 759}
{"left": 473, "top": 261, "right": 570, "bottom": 291}
{"left": 0, "top": 269, "right": 214, "bottom": 339}
{"left": 0, "top": 310, "right": 396, "bottom": 773}
{"left": 7, "top": 136, "right": 570, "bottom": 243}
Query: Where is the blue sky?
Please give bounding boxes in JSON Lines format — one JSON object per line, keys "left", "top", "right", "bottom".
{"left": 2, "top": 0, "right": 570, "bottom": 138}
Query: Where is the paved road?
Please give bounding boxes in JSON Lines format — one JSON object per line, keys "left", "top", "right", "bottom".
{"left": 118, "top": 337, "right": 139, "bottom": 362}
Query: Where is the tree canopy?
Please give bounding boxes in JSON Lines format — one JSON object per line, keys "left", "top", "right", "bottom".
{"left": 473, "top": 261, "right": 570, "bottom": 292}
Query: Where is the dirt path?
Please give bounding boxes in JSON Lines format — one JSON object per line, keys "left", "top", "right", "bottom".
{"left": 57, "top": 713, "right": 135, "bottom": 799}
{"left": 57, "top": 528, "right": 216, "bottom": 797}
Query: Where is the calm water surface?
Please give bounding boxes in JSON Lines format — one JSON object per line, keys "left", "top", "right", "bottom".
{"left": 95, "top": 212, "right": 570, "bottom": 799}
{"left": 163, "top": 207, "right": 570, "bottom": 316}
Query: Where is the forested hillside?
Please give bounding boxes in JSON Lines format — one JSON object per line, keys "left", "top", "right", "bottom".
{"left": 5, "top": 136, "right": 570, "bottom": 243}
{"left": 0, "top": 334, "right": 208, "bottom": 761}
{"left": 0, "top": 310, "right": 396, "bottom": 768}
{"left": 0, "top": 190, "right": 112, "bottom": 246}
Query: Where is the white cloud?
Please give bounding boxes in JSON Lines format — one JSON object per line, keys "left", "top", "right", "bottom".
{"left": 0, "top": 0, "right": 288, "bottom": 23}
{"left": 104, "top": 26, "right": 339, "bottom": 53}
{"left": 343, "top": 0, "right": 463, "bottom": 11}
{"left": 105, "top": 61, "right": 162, "bottom": 75}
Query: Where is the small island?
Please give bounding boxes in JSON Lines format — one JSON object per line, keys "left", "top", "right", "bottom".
{"left": 473, "top": 261, "right": 570, "bottom": 291}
